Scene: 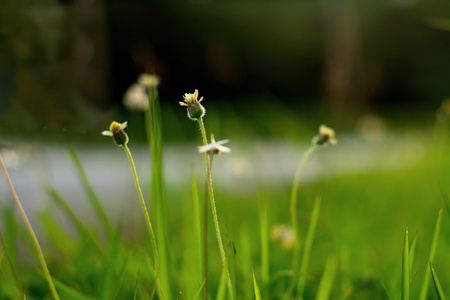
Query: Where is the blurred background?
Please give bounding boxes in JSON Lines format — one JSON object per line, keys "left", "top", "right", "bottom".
{"left": 1, "top": 2, "right": 450, "bottom": 296}
{"left": 1, "top": 0, "right": 450, "bottom": 143}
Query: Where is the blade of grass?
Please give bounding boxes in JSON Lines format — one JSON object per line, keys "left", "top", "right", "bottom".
{"left": 2, "top": 206, "right": 17, "bottom": 268}
{"left": 429, "top": 261, "right": 446, "bottom": 300}
{"left": 315, "top": 255, "right": 338, "bottom": 300}
{"left": 252, "top": 268, "right": 262, "bottom": 300}
{"left": 260, "top": 206, "right": 269, "bottom": 289}
{"left": 297, "top": 196, "right": 321, "bottom": 299}
{"left": 101, "top": 229, "right": 122, "bottom": 300}
{"left": 107, "top": 256, "right": 129, "bottom": 300}
{"left": 409, "top": 232, "right": 417, "bottom": 273}
{"left": 379, "top": 280, "right": 393, "bottom": 300}
{"left": 67, "top": 149, "right": 113, "bottom": 237}
{"left": 40, "top": 273, "right": 97, "bottom": 300}
{"left": 145, "top": 76, "right": 172, "bottom": 299}
{"left": 191, "top": 168, "right": 206, "bottom": 298}
{"left": 401, "top": 225, "right": 409, "bottom": 300}
{"left": 133, "top": 270, "right": 140, "bottom": 300}
{"left": 216, "top": 267, "right": 228, "bottom": 300}
{"left": 419, "top": 206, "right": 443, "bottom": 300}
{"left": 0, "top": 231, "right": 22, "bottom": 295}
{"left": 44, "top": 183, "right": 105, "bottom": 257}
{"left": 191, "top": 277, "right": 207, "bottom": 300}
{"left": 0, "top": 154, "right": 60, "bottom": 300}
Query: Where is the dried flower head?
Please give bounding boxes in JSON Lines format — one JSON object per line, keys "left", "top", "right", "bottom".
{"left": 123, "top": 83, "right": 149, "bottom": 111}
{"left": 102, "top": 121, "right": 129, "bottom": 146}
{"left": 179, "top": 89, "right": 206, "bottom": 120}
{"left": 198, "top": 134, "right": 231, "bottom": 155}
{"left": 271, "top": 225, "right": 296, "bottom": 249}
{"left": 138, "top": 74, "right": 160, "bottom": 88}
{"left": 312, "top": 125, "right": 337, "bottom": 146}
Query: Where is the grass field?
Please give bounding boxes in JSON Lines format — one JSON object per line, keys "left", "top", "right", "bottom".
{"left": 0, "top": 87, "right": 449, "bottom": 299}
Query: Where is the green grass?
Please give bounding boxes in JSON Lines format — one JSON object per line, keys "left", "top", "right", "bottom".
{"left": 0, "top": 94, "right": 449, "bottom": 299}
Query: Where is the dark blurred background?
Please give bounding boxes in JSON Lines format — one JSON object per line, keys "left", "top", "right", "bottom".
{"left": 1, "top": 0, "right": 450, "bottom": 141}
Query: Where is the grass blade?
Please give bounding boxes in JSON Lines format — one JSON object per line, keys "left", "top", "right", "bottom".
{"left": 408, "top": 232, "right": 417, "bottom": 272}
{"left": 45, "top": 183, "right": 105, "bottom": 256}
{"left": 260, "top": 206, "right": 269, "bottom": 288}
{"left": 429, "top": 261, "right": 446, "bottom": 300}
{"left": 315, "top": 255, "right": 338, "bottom": 300}
{"left": 0, "top": 154, "right": 60, "bottom": 300}
{"left": 252, "top": 268, "right": 262, "bottom": 300}
{"left": 216, "top": 267, "right": 228, "bottom": 300}
{"left": 297, "top": 196, "right": 321, "bottom": 299}
{"left": 191, "top": 277, "right": 207, "bottom": 300}
{"left": 67, "top": 149, "right": 113, "bottom": 236}
{"left": 0, "top": 231, "right": 22, "bottom": 295}
{"left": 145, "top": 78, "right": 172, "bottom": 299}
{"left": 191, "top": 168, "right": 206, "bottom": 297}
{"left": 44, "top": 274, "right": 97, "bottom": 300}
{"left": 133, "top": 271, "right": 140, "bottom": 300}
{"left": 401, "top": 225, "right": 409, "bottom": 300}
{"left": 419, "top": 207, "right": 443, "bottom": 300}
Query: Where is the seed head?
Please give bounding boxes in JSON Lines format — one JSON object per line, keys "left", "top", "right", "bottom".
{"left": 312, "top": 125, "right": 337, "bottom": 146}
{"left": 179, "top": 89, "right": 206, "bottom": 120}
{"left": 102, "top": 121, "right": 129, "bottom": 146}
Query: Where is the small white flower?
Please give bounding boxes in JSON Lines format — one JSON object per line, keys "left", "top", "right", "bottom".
{"left": 123, "top": 83, "right": 149, "bottom": 111}
{"left": 198, "top": 134, "right": 231, "bottom": 155}
{"left": 312, "top": 125, "right": 337, "bottom": 146}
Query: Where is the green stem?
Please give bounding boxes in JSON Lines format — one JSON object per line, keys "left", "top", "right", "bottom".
{"left": 198, "top": 117, "right": 209, "bottom": 300}
{"left": 145, "top": 80, "right": 171, "bottom": 299}
{"left": 198, "top": 117, "right": 233, "bottom": 299}
{"left": 123, "top": 144, "right": 163, "bottom": 299}
{"left": 0, "top": 154, "right": 60, "bottom": 300}
{"left": 285, "top": 144, "right": 317, "bottom": 298}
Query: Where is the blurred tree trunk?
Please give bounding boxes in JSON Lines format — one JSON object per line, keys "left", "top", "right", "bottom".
{"left": 321, "top": 1, "right": 366, "bottom": 117}
{"left": 66, "top": 0, "right": 110, "bottom": 110}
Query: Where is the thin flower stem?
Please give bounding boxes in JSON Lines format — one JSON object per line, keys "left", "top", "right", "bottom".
{"left": 198, "top": 117, "right": 210, "bottom": 300}
{"left": 198, "top": 117, "right": 233, "bottom": 299}
{"left": 285, "top": 144, "right": 317, "bottom": 298}
{"left": 0, "top": 154, "right": 60, "bottom": 300}
{"left": 123, "top": 144, "right": 163, "bottom": 299}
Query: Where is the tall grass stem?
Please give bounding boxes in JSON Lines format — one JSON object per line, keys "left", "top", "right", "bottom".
{"left": 0, "top": 154, "right": 60, "bottom": 300}
{"left": 145, "top": 84, "right": 172, "bottom": 299}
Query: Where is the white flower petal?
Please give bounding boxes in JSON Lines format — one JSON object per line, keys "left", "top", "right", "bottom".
{"left": 102, "top": 130, "right": 113, "bottom": 136}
